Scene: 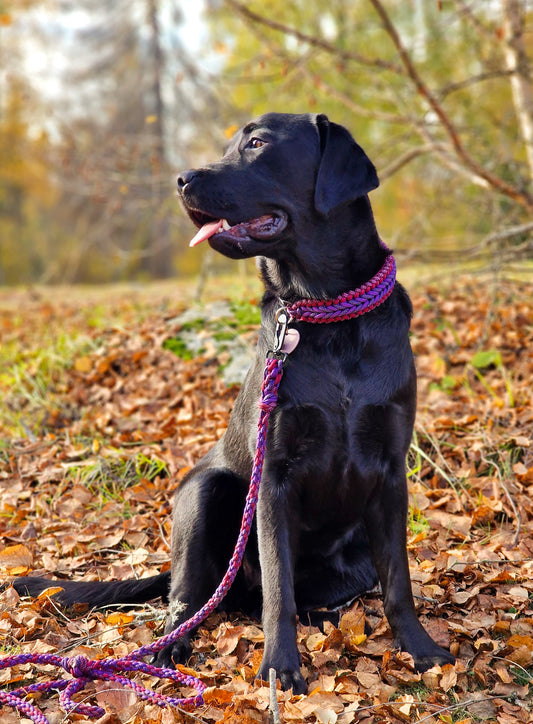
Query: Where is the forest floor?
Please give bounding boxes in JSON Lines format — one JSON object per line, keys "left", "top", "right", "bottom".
{"left": 0, "top": 272, "right": 532, "bottom": 723}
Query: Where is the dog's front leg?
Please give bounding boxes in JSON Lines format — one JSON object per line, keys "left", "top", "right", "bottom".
{"left": 365, "top": 463, "right": 455, "bottom": 670}
{"left": 255, "top": 476, "right": 306, "bottom": 694}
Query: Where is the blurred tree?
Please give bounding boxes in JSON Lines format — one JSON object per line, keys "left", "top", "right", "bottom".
{"left": 0, "top": 0, "right": 225, "bottom": 283}
{"left": 207, "top": 0, "right": 533, "bottom": 270}
{"left": 0, "top": 4, "right": 60, "bottom": 284}
{"left": 49, "top": 0, "right": 197, "bottom": 282}
{"left": 0, "top": 81, "right": 51, "bottom": 283}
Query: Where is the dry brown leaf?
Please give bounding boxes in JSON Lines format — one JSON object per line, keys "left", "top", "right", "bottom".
{"left": 314, "top": 707, "right": 338, "bottom": 724}
{"left": 0, "top": 543, "right": 32, "bottom": 573}
{"left": 203, "top": 686, "right": 235, "bottom": 705}
{"left": 506, "top": 634, "right": 533, "bottom": 651}
{"left": 439, "top": 663, "right": 457, "bottom": 691}
{"left": 339, "top": 606, "right": 366, "bottom": 651}
{"left": 74, "top": 355, "right": 93, "bottom": 373}
{"left": 215, "top": 623, "right": 247, "bottom": 656}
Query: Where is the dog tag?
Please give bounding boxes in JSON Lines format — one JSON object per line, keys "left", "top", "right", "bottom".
{"left": 281, "top": 328, "right": 300, "bottom": 354}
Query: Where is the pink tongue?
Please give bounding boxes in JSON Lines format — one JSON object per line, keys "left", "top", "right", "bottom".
{"left": 189, "top": 219, "right": 223, "bottom": 247}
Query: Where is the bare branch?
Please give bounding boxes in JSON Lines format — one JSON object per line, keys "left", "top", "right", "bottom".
{"left": 411, "top": 122, "right": 493, "bottom": 189}
{"left": 482, "top": 219, "right": 533, "bottom": 245}
{"left": 438, "top": 69, "right": 514, "bottom": 100}
{"left": 379, "top": 145, "right": 435, "bottom": 181}
{"left": 224, "top": 0, "right": 403, "bottom": 75}
{"left": 368, "top": 0, "right": 533, "bottom": 212}
{"left": 453, "top": 0, "right": 496, "bottom": 39}
{"left": 424, "top": 143, "right": 492, "bottom": 189}
{"left": 300, "top": 70, "right": 414, "bottom": 126}
{"left": 268, "top": 668, "right": 281, "bottom": 724}
{"left": 402, "top": 225, "right": 533, "bottom": 264}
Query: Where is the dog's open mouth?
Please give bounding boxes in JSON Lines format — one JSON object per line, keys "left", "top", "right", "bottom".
{"left": 188, "top": 211, "right": 288, "bottom": 248}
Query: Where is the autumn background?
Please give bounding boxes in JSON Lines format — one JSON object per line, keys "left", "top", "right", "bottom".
{"left": 1, "top": 1, "right": 533, "bottom": 723}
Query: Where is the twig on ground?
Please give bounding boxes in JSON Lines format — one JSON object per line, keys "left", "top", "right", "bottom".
{"left": 492, "top": 655, "right": 533, "bottom": 682}
{"left": 480, "top": 450, "right": 522, "bottom": 546}
{"left": 269, "top": 668, "right": 281, "bottom": 724}
{"left": 410, "top": 436, "right": 468, "bottom": 512}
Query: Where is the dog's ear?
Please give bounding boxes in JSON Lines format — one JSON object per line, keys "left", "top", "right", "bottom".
{"left": 314, "top": 114, "right": 379, "bottom": 216}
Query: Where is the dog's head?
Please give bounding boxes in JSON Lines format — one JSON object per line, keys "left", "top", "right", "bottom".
{"left": 177, "top": 113, "right": 379, "bottom": 261}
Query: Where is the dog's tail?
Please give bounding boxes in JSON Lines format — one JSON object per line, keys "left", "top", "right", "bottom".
{"left": 9, "top": 572, "right": 171, "bottom": 608}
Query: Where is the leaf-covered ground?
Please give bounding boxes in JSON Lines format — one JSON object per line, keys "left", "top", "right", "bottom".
{"left": 0, "top": 276, "right": 532, "bottom": 724}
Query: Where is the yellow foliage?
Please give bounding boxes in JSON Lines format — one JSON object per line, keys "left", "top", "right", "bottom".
{"left": 0, "top": 80, "right": 56, "bottom": 208}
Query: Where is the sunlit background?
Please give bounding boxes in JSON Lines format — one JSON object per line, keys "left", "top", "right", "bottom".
{"left": 1, "top": 0, "right": 532, "bottom": 285}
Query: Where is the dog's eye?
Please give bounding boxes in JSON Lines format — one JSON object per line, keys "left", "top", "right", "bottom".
{"left": 249, "top": 137, "right": 265, "bottom": 149}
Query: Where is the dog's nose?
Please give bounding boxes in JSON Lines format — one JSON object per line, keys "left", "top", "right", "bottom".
{"left": 177, "top": 170, "right": 197, "bottom": 190}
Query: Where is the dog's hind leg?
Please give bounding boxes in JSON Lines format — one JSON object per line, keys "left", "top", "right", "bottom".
{"left": 10, "top": 572, "right": 170, "bottom": 607}
{"left": 154, "top": 467, "right": 258, "bottom": 668}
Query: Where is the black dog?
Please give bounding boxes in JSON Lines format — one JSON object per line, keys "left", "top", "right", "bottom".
{"left": 12, "top": 113, "right": 454, "bottom": 693}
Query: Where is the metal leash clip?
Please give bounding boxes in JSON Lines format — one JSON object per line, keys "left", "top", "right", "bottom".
{"left": 267, "top": 306, "right": 301, "bottom": 360}
{"left": 273, "top": 308, "right": 290, "bottom": 354}
{"left": 267, "top": 307, "right": 290, "bottom": 361}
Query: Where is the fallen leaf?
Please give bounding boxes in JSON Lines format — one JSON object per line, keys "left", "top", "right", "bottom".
{"left": 315, "top": 707, "right": 338, "bottom": 724}
{"left": 339, "top": 606, "right": 366, "bottom": 651}
{"left": 105, "top": 612, "right": 135, "bottom": 626}
{"left": 440, "top": 664, "right": 457, "bottom": 691}
{"left": 217, "top": 623, "right": 245, "bottom": 655}
{"left": 506, "top": 634, "right": 533, "bottom": 651}
{"left": 0, "top": 544, "right": 32, "bottom": 573}
{"left": 37, "top": 586, "right": 66, "bottom": 599}
{"left": 74, "top": 355, "right": 93, "bottom": 372}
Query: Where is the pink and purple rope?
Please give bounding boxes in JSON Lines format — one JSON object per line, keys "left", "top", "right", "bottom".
{"left": 0, "top": 251, "right": 395, "bottom": 722}
{"left": 0, "top": 357, "right": 284, "bottom": 724}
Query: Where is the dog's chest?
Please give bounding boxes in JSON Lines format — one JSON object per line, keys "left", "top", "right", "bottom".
{"left": 280, "top": 335, "right": 373, "bottom": 420}
{"left": 272, "top": 371, "right": 368, "bottom": 490}
{"left": 265, "top": 332, "right": 398, "bottom": 519}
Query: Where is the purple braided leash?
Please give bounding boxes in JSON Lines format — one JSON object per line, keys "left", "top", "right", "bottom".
{"left": 0, "top": 251, "right": 395, "bottom": 723}
{"left": 0, "top": 357, "right": 284, "bottom": 724}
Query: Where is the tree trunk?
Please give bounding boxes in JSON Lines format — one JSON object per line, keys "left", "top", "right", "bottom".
{"left": 502, "top": 0, "right": 533, "bottom": 189}
{"left": 146, "top": 0, "right": 173, "bottom": 278}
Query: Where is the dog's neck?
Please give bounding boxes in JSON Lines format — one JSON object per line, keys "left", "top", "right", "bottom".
{"left": 257, "top": 213, "right": 386, "bottom": 301}
{"left": 257, "top": 198, "right": 386, "bottom": 301}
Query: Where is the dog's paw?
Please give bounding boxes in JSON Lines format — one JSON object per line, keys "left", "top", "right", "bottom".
{"left": 413, "top": 646, "right": 455, "bottom": 672}
{"left": 152, "top": 639, "right": 192, "bottom": 670}
{"left": 395, "top": 624, "right": 455, "bottom": 673}
{"left": 396, "top": 631, "right": 455, "bottom": 673}
{"left": 256, "top": 663, "right": 307, "bottom": 695}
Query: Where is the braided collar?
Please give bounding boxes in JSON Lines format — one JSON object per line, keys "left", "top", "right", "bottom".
{"left": 286, "top": 252, "right": 396, "bottom": 324}
{"left": 270, "top": 250, "right": 396, "bottom": 357}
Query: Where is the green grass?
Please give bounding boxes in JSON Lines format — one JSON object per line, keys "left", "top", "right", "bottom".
{"left": 510, "top": 663, "right": 532, "bottom": 687}
{"left": 161, "top": 336, "right": 199, "bottom": 360}
{"left": 426, "top": 346, "right": 515, "bottom": 406}
{"left": 162, "top": 298, "right": 261, "bottom": 363}
{"left": 229, "top": 300, "right": 261, "bottom": 327}
{"left": 0, "top": 332, "right": 96, "bottom": 437}
{"left": 390, "top": 681, "right": 431, "bottom": 701}
{"left": 65, "top": 451, "right": 168, "bottom": 515}
{"left": 408, "top": 508, "right": 430, "bottom": 537}
{"left": 468, "top": 348, "right": 515, "bottom": 408}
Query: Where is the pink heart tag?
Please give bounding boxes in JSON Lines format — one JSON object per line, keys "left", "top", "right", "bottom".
{"left": 281, "top": 328, "right": 300, "bottom": 354}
